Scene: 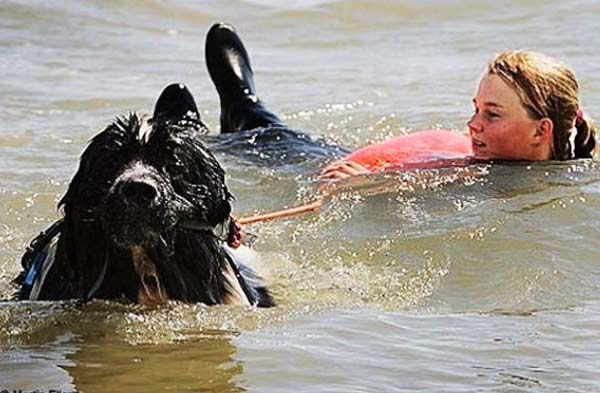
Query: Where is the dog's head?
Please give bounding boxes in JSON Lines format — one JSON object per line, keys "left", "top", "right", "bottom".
{"left": 58, "top": 84, "right": 235, "bottom": 302}
{"left": 62, "top": 84, "right": 232, "bottom": 249}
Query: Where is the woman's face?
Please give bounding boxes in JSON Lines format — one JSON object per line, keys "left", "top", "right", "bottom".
{"left": 468, "top": 73, "right": 550, "bottom": 160}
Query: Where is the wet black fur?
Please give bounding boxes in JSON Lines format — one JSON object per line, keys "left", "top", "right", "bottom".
{"left": 15, "top": 84, "right": 274, "bottom": 307}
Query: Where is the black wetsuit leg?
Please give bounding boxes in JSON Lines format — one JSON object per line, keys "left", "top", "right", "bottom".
{"left": 204, "top": 23, "right": 349, "bottom": 167}
{"left": 205, "top": 23, "right": 284, "bottom": 133}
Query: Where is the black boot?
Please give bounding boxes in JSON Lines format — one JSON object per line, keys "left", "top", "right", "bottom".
{"left": 205, "top": 23, "right": 283, "bottom": 133}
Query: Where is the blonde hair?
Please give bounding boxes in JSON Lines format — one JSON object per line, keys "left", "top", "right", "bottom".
{"left": 485, "top": 50, "right": 596, "bottom": 159}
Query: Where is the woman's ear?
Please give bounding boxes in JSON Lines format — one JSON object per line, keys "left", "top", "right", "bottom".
{"left": 534, "top": 117, "right": 554, "bottom": 143}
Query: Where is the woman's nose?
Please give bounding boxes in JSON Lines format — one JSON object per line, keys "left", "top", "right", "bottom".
{"left": 467, "top": 114, "right": 483, "bottom": 133}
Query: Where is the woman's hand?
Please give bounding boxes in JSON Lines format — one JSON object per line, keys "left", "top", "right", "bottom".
{"left": 318, "top": 160, "right": 371, "bottom": 181}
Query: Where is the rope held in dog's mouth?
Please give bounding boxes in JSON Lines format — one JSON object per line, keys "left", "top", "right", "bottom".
{"left": 237, "top": 198, "right": 324, "bottom": 225}
{"left": 236, "top": 174, "right": 358, "bottom": 225}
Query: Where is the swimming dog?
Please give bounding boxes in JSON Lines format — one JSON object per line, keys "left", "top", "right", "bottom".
{"left": 15, "top": 22, "right": 349, "bottom": 306}
{"left": 15, "top": 84, "right": 274, "bottom": 307}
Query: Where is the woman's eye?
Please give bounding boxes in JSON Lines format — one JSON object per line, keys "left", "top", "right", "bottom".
{"left": 485, "top": 111, "right": 500, "bottom": 119}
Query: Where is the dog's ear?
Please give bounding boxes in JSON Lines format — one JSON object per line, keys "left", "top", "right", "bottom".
{"left": 153, "top": 83, "right": 200, "bottom": 122}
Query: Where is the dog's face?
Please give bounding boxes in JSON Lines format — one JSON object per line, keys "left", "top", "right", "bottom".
{"left": 61, "top": 84, "right": 233, "bottom": 251}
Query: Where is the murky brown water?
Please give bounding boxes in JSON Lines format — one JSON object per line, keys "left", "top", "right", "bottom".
{"left": 1, "top": 1, "right": 600, "bottom": 391}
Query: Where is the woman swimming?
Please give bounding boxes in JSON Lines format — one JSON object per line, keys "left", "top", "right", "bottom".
{"left": 202, "top": 22, "right": 597, "bottom": 231}
{"left": 205, "top": 23, "right": 595, "bottom": 180}
{"left": 319, "top": 50, "right": 597, "bottom": 180}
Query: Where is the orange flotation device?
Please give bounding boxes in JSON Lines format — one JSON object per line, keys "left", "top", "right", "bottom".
{"left": 343, "top": 129, "right": 472, "bottom": 171}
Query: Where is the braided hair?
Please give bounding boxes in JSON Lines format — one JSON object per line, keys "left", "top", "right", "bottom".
{"left": 486, "top": 50, "right": 596, "bottom": 159}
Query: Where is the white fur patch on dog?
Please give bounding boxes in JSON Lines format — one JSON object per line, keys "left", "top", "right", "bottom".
{"left": 224, "top": 244, "right": 265, "bottom": 275}
{"left": 221, "top": 261, "right": 251, "bottom": 306}
{"left": 130, "top": 246, "right": 169, "bottom": 305}
{"left": 138, "top": 119, "right": 153, "bottom": 144}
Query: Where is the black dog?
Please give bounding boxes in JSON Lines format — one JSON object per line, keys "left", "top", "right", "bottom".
{"left": 15, "top": 22, "right": 346, "bottom": 306}
{"left": 15, "top": 84, "right": 274, "bottom": 307}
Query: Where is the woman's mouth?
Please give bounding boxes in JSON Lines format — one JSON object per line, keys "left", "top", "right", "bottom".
{"left": 472, "top": 139, "right": 486, "bottom": 148}
{"left": 470, "top": 139, "right": 490, "bottom": 159}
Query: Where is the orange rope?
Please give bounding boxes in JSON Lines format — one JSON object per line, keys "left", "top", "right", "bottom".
{"left": 237, "top": 198, "right": 325, "bottom": 225}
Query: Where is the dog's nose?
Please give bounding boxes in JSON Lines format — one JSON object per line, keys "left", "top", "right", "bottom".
{"left": 119, "top": 179, "right": 158, "bottom": 206}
